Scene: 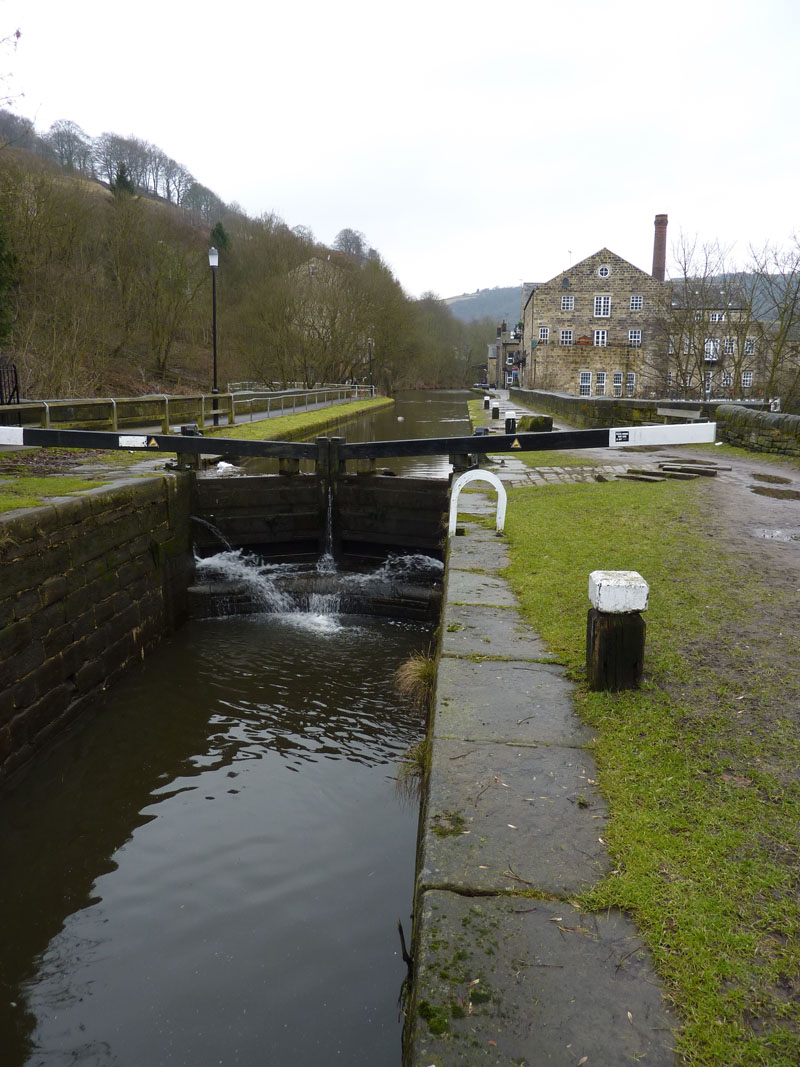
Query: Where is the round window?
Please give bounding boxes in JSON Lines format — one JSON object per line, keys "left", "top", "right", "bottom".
{"left": 598, "top": 265, "right": 610, "bottom": 278}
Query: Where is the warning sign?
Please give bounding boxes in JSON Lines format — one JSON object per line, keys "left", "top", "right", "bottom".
{"left": 147, "top": 437, "right": 160, "bottom": 448}
{"left": 511, "top": 438, "right": 521, "bottom": 449}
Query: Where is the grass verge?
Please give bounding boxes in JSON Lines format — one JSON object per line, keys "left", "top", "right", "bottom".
{"left": 503, "top": 478, "right": 800, "bottom": 1066}
{"left": 204, "top": 396, "right": 394, "bottom": 442}
{"left": 0, "top": 475, "right": 107, "bottom": 512}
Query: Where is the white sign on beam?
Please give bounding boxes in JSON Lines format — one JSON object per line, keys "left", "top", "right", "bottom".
{"left": 608, "top": 423, "right": 716, "bottom": 448}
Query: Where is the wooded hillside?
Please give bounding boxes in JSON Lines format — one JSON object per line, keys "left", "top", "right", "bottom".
{"left": 0, "top": 113, "right": 494, "bottom": 399}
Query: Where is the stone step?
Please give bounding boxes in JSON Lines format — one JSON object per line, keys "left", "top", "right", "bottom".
{"left": 659, "top": 463, "right": 718, "bottom": 477}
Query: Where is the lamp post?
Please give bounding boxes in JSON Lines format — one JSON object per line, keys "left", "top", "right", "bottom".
{"left": 208, "top": 246, "right": 219, "bottom": 426}
{"left": 367, "top": 337, "right": 374, "bottom": 396}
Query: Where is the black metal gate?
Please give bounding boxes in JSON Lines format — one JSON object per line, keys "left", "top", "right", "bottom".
{"left": 0, "top": 357, "right": 19, "bottom": 406}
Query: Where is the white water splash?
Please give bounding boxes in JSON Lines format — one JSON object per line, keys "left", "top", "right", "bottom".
{"left": 194, "top": 550, "right": 294, "bottom": 613}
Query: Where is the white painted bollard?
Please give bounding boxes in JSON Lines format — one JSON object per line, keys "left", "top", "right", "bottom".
{"left": 586, "top": 570, "right": 649, "bottom": 691}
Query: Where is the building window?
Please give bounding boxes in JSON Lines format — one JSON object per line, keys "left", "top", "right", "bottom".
{"left": 668, "top": 336, "right": 676, "bottom": 355}
{"left": 742, "top": 370, "right": 754, "bottom": 388}
{"left": 667, "top": 371, "right": 674, "bottom": 389}
{"left": 598, "top": 265, "right": 610, "bottom": 278}
{"left": 625, "top": 372, "right": 636, "bottom": 396}
{"left": 579, "top": 371, "right": 592, "bottom": 396}
{"left": 594, "top": 295, "right": 611, "bottom": 317}
{"left": 593, "top": 329, "right": 607, "bottom": 347}
{"left": 722, "top": 371, "right": 733, "bottom": 388}
{"left": 561, "top": 295, "right": 574, "bottom": 311}
{"left": 723, "top": 337, "right": 735, "bottom": 356}
{"left": 694, "top": 311, "right": 703, "bottom": 322}
{"left": 744, "top": 338, "right": 756, "bottom": 356}
{"left": 630, "top": 295, "right": 643, "bottom": 311}
{"left": 628, "top": 329, "right": 642, "bottom": 347}
{"left": 560, "top": 329, "right": 573, "bottom": 346}
{"left": 506, "top": 355, "right": 514, "bottom": 365}
{"left": 538, "top": 326, "right": 549, "bottom": 345}
{"left": 613, "top": 371, "right": 623, "bottom": 397}
{"left": 704, "top": 338, "right": 720, "bottom": 362}
{"left": 710, "top": 311, "right": 726, "bottom": 322}
{"left": 596, "top": 371, "right": 606, "bottom": 396}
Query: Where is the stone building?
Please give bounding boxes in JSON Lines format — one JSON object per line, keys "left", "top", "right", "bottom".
{"left": 521, "top": 239, "right": 669, "bottom": 398}
{"left": 488, "top": 320, "right": 522, "bottom": 387}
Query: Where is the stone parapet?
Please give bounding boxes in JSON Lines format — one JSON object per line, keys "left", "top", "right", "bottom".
{"left": 715, "top": 403, "right": 800, "bottom": 457}
{"left": 0, "top": 474, "right": 193, "bottom": 782}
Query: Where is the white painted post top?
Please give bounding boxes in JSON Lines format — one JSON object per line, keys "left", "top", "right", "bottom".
{"left": 506, "top": 410, "right": 516, "bottom": 419}
{"left": 589, "top": 570, "right": 649, "bottom": 613}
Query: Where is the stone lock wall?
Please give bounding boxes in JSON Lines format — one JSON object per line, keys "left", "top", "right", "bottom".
{"left": 0, "top": 474, "right": 194, "bottom": 782}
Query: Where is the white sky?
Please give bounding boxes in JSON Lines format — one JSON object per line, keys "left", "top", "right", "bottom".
{"left": 3, "top": 0, "right": 799, "bottom": 299}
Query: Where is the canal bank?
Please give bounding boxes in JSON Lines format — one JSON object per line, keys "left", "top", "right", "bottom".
{"left": 405, "top": 486, "right": 676, "bottom": 1066}
{"left": 405, "top": 392, "right": 676, "bottom": 1065}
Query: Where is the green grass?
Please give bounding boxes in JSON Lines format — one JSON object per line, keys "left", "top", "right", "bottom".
{"left": 503, "top": 478, "right": 800, "bottom": 1066}
{"left": 0, "top": 475, "right": 108, "bottom": 512}
{"left": 205, "top": 396, "right": 394, "bottom": 442}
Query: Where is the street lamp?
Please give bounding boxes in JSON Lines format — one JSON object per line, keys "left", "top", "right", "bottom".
{"left": 208, "top": 246, "right": 219, "bottom": 426}
{"left": 367, "top": 337, "right": 374, "bottom": 396}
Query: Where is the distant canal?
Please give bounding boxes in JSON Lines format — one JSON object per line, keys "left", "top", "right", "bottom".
{"left": 0, "top": 390, "right": 472, "bottom": 1067}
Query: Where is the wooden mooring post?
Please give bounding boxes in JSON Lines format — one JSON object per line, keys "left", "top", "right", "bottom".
{"left": 586, "top": 570, "right": 649, "bottom": 691}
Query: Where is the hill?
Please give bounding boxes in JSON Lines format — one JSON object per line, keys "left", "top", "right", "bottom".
{"left": 444, "top": 286, "right": 524, "bottom": 326}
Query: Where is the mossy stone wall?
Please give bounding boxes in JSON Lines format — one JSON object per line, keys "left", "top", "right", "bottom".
{"left": 0, "top": 474, "right": 194, "bottom": 782}
{"left": 715, "top": 404, "right": 800, "bottom": 456}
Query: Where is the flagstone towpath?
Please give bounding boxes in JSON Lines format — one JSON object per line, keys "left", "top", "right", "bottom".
{"left": 405, "top": 493, "right": 676, "bottom": 1067}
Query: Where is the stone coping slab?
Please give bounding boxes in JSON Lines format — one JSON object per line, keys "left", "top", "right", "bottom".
{"left": 446, "top": 569, "right": 518, "bottom": 608}
{"left": 440, "top": 603, "right": 554, "bottom": 661}
{"left": 434, "top": 658, "right": 590, "bottom": 747}
{"left": 406, "top": 892, "right": 677, "bottom": 1067}
{"left": 447, "top": 535, "right": 511, "bottom": 571}
{"left": 418, "top": 738, "right": 608, "bottom": 896}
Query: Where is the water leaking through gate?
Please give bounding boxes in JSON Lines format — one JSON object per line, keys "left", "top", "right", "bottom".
{"left": 0, "top": 391, "right": 470, "bottom": 1067}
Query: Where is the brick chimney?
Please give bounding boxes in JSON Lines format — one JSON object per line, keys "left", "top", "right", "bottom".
{"left": 652, "top": 214, "right": 668, "bottom": 281}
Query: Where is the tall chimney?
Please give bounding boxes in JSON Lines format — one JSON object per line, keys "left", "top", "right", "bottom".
{"left": 652, "top": 214, "right": 668, "bottom": 281}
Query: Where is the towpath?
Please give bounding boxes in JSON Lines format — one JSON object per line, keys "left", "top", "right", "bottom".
{"left": 406, "top": 391, "right": 800, "bottom": 1065}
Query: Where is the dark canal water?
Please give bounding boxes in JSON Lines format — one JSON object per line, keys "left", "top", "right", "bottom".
{"left": 0, "top": 390, "right": 472, "bottom": 1067}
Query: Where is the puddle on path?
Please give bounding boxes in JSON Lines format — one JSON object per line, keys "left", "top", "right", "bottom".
{"left": 749, "top": 486, "right": 800, "bottom": 500}
{"left": 753, "top": 526, "right": 800, "bottom": 543}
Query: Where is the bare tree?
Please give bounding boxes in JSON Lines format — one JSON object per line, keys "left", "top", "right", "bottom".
{"left": 333, "top": 227, "right": 366, "bottom": 262}
{"left": 748, "top": 238, "right": 800, "bottom": 405}
{"left": 46, "top": 120, "right": 92, "bottom": 175}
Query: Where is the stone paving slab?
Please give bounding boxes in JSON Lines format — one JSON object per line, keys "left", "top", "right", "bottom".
{"left": 440, "top": 603, "right": 554, "bottom": 661}
{"left": 434, "top": 658, "right": 591, "bottom": 747}
{"left": 446, "top": 569, "right": 518, "bottom": 607}
{"left": 447, "top": 534, "right": 511, "bottom": 571}
{"left": 418, "top": 737, "right": 609, "bottom": 896}
{"left": 453, "top": 492, "right": 500, "bottom": 517}
{"left": 407, "top": 892, "right": 677, "bottom": 1067}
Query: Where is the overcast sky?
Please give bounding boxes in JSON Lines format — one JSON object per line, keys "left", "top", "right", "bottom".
{"left": 3, "top": 0, "right": 799, "bottom": 300}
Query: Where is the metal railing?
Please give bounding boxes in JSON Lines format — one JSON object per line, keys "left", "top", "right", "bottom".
{"left": 0, "top": 385, "right": 374, "bottom": 433}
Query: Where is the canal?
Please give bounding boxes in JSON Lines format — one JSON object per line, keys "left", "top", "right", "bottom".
{"left": 0, "top": 390, "right": 472, "bottom": 1067}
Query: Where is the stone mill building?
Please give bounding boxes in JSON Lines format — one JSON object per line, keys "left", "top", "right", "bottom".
{"left": 519, "top": 215, "right": 670, "bottom": 398}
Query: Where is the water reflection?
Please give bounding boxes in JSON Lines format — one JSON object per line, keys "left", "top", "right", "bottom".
{"left": 243, "top": 388, "right": 473, "bottom": 478}
{"left": 0, "top": 614, "right": 431, "bottom": 1067}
